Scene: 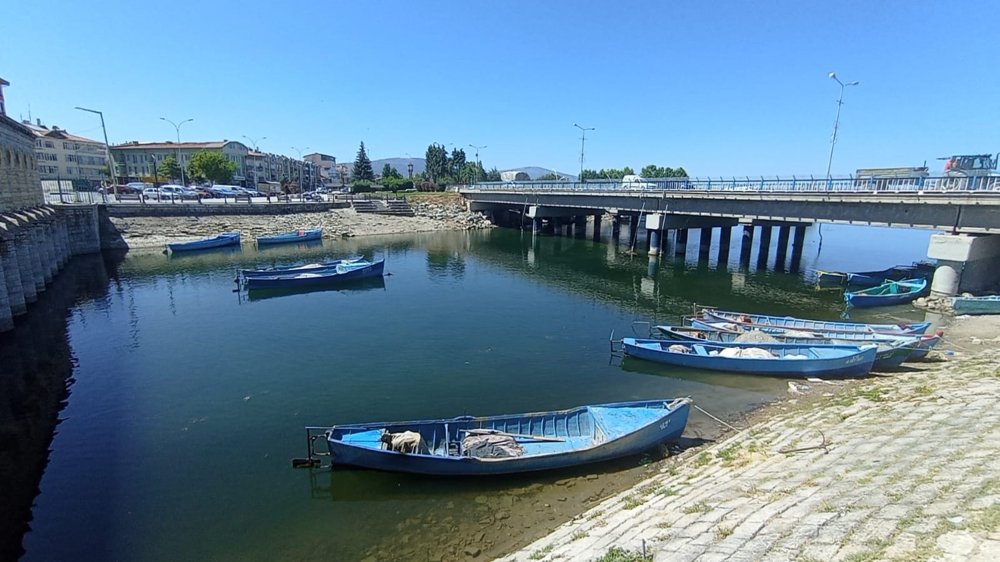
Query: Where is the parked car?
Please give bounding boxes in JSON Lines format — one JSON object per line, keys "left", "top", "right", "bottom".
{"left": 159, "top": 184, "right": 199, "bottom": 199}
{"left": 142, "top": 187, "right": 162, "bottom": 200}
{"left": 209, "top": 185, "right": 242, "bottom": 197}
{"left": 126, "top": 182, "right": 150, "bottom": 191}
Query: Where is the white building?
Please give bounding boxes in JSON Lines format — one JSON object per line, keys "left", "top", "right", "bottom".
{"left": 304, "top": 152, "right": 337, "bottom": 188}
{"left": 110, "top": 140, "right": 249, "bottom": 184}
{"left": 24, "top": 120, "right": 108, "bottom": 187}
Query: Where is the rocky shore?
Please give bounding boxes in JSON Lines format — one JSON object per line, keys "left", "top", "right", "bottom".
{"left": 498, "top": 314, "right": 1000, "bottom": 562}
{"left": 108, "top": 198, "right": 493, "bottom": 249}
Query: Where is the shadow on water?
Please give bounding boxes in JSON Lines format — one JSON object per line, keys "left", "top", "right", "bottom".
{"left": 0, "top": 251, "right": 124, "bottom": 561}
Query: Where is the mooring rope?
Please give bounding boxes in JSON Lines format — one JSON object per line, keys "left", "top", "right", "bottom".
{"left": 692, "top": 403, "right": 743, "bottom": 433}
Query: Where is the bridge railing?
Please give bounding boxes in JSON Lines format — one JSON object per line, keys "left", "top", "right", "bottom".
{"left": 465, "top": 175, "right": 1000, "bottom": 193}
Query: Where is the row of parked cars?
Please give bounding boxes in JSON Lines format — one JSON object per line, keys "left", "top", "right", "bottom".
{"left": 115, "top": 183, "right": 266, "bottom": 200}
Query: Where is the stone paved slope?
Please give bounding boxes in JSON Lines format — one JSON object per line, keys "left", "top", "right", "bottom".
{"left": 499, "top": 347, "right": 1000, "bottom": 562}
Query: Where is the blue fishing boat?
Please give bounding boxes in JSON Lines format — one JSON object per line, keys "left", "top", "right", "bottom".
{"left": 622, "top": 338, "right": 878, "bottom": 378}
{"left": 166, "top": 231, "right": 241, "bottom": 253}
{"left": 296, "top": 398, "right": 691, "bottom": 475}
{"left": 240, "top": 256, "right": 363, "bottom": 278}
{"left": 700, "top": 308, "right": 930, "bottom": 336}
{"left": 815, "top": 262, "right": 935, "bottom": 288}
{"left": 844, "top": 278, "right": 928, "bottom": 308}
{"left": 255, "top": 228, "right": 323, "bottom": 246}
{"left": 682, "top": 319, "right": 941, "bottom": 362}
{"left": 951, "top": 295, "right": 1000, "bottom": 316}
{"left": 244, "top": 259, "right": 384, "bottom": 289}
{"left": 654, "top": 325, "right": 912, "bottom": 370}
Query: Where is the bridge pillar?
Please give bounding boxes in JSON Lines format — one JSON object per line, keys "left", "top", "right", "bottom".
{"left": 575, "top": 216, "right": 587, "bottom": 239}
{"left": 698, "top": 228, "right": 713, "bottom": 260}
{"left": 756, "top": 225, "right": 773, "bottom": 269}
{"left": 927, "top": 233, "right": 1000, "bottom": 296}
{"left": 532, "top": 217, "right": 542, "bottom": 236}
{"left": 789, "top": 225, "right": 808, "bottom": 273}
{"left": 675, "top": 229, "right": 688, "bottom": 257}
{"left": 774, "top": 225, "right": 792, "bottom": 271}
{"left": 627, "top": 215, "right": 640, "bottom": 250}
{"left": 611, "top": 216, "right": 621, "bottom": 243}
{"left": 648, "top": 230, "right": 662, "bottom": 257}
{"left": 739, "top": 224, "right": 754, "bottom": 266}
{"left": 592, "top": 214, "right": 602, "bottom": 242}
{"left": 718, "top": 226, "right": 732, "bottom": 264}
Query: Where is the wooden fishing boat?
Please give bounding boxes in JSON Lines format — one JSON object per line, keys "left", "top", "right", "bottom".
{"left": 683, "top": 319, "right": 942, "bottom": 362}
{"left": 246, "top": 277, "right": 386, "bottom": 302}
{"left": 622, "top": 338, "right": 878, "bottom": 378}
{"left": 255, "top": 228, "right": 323, "bottom": 246}
{"left": 815, "top": 262, "right": 935, "bottom": 288}
{"left": 297, "top": 398, "right": 691, "bottom": 475}
{"left": 844, "top": 278, "right": 928, "bottom": 308}
{"left": 166, "top": 231, "right": 241, "bottom": 253}
{"left": 699, "top": 308, "right": 930, "bottom": 336}
{"left": 654, "top": 325, "right": 912, "bottom": 370}
{"left": 244, "top": 259, "right": 384, "bottom": 289}
{"left": 951, "top": 295, "right": 1000, "bottom": 316}
{"left": 240, "top": 256, "right": 363, "bottom": 278}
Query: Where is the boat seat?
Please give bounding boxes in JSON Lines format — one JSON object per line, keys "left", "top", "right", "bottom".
{"left": 692, "top": 345, "right": 709, "bottom": 356}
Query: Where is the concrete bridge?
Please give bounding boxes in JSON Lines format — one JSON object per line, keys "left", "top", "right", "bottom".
{"left": 460, "top": 176, "right": 1000, "bottom": 297}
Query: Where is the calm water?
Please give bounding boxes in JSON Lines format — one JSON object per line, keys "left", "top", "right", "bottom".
{"left": 3, "top": 223, "right": 936, "bottom": 561}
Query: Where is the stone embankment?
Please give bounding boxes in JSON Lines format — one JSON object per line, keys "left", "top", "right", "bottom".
{"left": 107, "top": 200, "right": 493, "bottom": 249}
{"left": 499, "top": 315, "right": 1000, "bottom": 562}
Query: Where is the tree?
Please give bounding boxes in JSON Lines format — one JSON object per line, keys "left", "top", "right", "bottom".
{"left": 352, "top": 141, "right": 374, "bottom": 181}
{"left": 425, "top": 143, "right": 449, "bottom": 183}
{"left": 485, "top": 167, "right": 501, "bottom": 182}
{"left": 187, "top": 151, "right": 237, "bottom": 184}
{"left": 641, "top": 164, "right": 689, "bottom": 178}
{"left": 537, "top": 173, "right": 562, "bottom": 180}
{"left": 380, "top": 163, "right": 401, "bottom": 180}
{"left": 450, "top": 148, "right": 467, "bottom": 179}
{"left": 158, "top": 155, "right": 181, "bottom": 181}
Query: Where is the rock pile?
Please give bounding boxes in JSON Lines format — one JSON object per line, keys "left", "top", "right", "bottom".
{"left": 914, "top": 295, "right": 955, "bottom": 313}
{"left": 412, "top": 202, "right": 494, "bottom": 230}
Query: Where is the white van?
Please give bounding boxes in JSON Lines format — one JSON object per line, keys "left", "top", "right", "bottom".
{"left": 621, "top": 175, "right": 655, "bottom": 189}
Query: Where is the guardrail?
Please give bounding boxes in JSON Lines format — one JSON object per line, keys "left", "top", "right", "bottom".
{"left": 464, "top": 175, "right": 1000, "bottom": 193}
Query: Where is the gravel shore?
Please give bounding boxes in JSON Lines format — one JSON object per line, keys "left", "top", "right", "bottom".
{"left": 498, "top": 315, "right": 1000, "bottom": 561}
{"left": 108, "top": 200, "right": 493, "bottom": 249}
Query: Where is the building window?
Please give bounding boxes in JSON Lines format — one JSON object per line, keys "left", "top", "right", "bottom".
{"left": 44, "top": 140, "right": 55, "bottom": 148}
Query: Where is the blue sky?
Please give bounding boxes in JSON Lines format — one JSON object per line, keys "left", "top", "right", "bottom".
{"left": 2, "top": 0, "right": 997, "bottom": 177}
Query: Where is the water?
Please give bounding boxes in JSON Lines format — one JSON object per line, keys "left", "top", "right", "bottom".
{"left": 2, "top": 223, "right": 935, "bottom": 561}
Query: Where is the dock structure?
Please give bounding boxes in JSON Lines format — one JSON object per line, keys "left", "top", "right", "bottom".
{"left": 462, "top": 177, "right": 1000, "bottom": 296}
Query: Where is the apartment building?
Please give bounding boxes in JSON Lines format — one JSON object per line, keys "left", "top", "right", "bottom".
{"left": 304, "top": 152, "right": 337, "bottom": 188}
{"left": 110, "top": 140, "right": 249, "bottom": 184}
{"left": 23, "top": 120, "right": 108, "bottom": 187}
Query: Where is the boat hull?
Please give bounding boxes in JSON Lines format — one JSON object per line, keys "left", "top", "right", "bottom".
{"left": 167, "top": 232, "right": 241, "bottom": 252}
{"left": 322, "top": 399, "right": 691, "bottom": 476}
{"left": 952, "top": 296, "right": 1000, "bottom": 316}
{"left": 240, "top": 256, "right": 362, "bottom": 278}
{"left": 623, "top": 338, "right": 877, "bottom": 378}
{"left": 701, "top": 309, "right": 929, "bottom": 335}
{"left": 255, "top": 228, "right": 323, "bottom": 245}
{"left": 845, "top": 279, "right": 928, "bottom": 308}
{"left": 245, "top": 260, "right": 384, "bottom": 289}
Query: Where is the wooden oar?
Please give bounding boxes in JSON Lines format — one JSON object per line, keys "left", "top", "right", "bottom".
{"left": 464, "top": 428, "right": 565, "bottom": 442}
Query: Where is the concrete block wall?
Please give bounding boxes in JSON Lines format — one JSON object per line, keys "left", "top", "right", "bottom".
{"left": 0, "top": 204, "right": 99, "bottom": 333}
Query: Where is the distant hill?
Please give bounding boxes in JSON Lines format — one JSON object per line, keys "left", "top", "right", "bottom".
{"left": 371, "top": 157, "right": 426, "bottom": 176}
{"left": 503, "top": 167, "right": 577, "bottom": 181}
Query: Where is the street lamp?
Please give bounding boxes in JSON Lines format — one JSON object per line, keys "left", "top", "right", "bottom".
{"left": 825, "top": 72, "right": 860, "bottom": 178}
{"left": 407, "top": 162, "right": 414, "bottom": 179}
{"left": 573, "top": 122, "right": 595, "bottom": 181}
{"left": 74, "top": 106, "right": 114, "bottom": 188}
{"left": 242, "top": 135, "right": 266, "bottom": 189}
{"left": 468, "top": 144, "right": 486, "bottom": 184}
{"left": 160, "top": 117, "right": 193, "bottom": 185}
{"left": 292, "top": 146, "right": 310, "bottom": 193}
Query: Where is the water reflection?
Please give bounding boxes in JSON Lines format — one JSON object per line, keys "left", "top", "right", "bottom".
{"left": 244, "top": 277, "right": 387, "bottom": 302}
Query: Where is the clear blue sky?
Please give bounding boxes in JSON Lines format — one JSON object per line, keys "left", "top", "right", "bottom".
{"left": 2, "top": 0, "right": 997, "bottom": 177}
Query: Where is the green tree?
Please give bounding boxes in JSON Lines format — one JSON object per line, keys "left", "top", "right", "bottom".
{"left": 187, "top": 151, "right": 237, "bottom": 184}
{"left": 640, "top": 164, "right": 689, "bottom": 178}
{"left": 537, "top": 173, "right": 562, "bottom": 180}
{"left": 425, "top": 143, "right": 449, "bottom": 183}
{"left": 485, "top": 167, "right": 501, "bottom": 182}
{"left": 380, "top": 164, "right": 401, "bottom": 179}
{"left": 158, "top": 155, "right": 181, "bottom": 181}
{"left": 352, "top": 141, "right": 374, "bottom": 181}
{"left": 450, "top": 148, "right": 467, "bottom": 179}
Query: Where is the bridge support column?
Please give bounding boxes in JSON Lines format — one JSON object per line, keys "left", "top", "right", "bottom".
{"left": 675, "top": 229, "right": 688, "bottom": 257}
{"left": 739, "top": 224, "right": 754, "bottom": 266}
{"left": 698, "top": 228, "right": 713, "bottom": 260}
{"left": 611, "top": 216, "right": 621, "bottom": 243}
{"left": 756, "top": 225, "right": 773, "bottom": 269}
{"left": 774, "top": 225, "right": 791, "bottom": 271}
{"left": 592, "top": 214, "right": 602, "bottom": 242}
{"left": 927, "top": 233, "right": 1000, "bottom": 296}
{"left": 645, "top": 213, "right": 666, "bottom": 257}
{"left": 789, "top": 225, "right": 807, "bottom": 273}
{"left": 532, "top": 217, "right": 542, "bottom": 236}
{"left": 627, "top": 215, "right": 640, "bottom": 250}
{"left": 575, "top": 216, "right": 587, "bottom": 239}
{"left": 718, "top": 226, "right": 732, "bottom": 264}
{"left": 0, "top": 228, "right": 26, "bottom": 316}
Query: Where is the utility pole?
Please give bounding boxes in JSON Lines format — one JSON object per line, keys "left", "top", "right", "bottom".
{"left": 573, "top": 123, "right": 595, "bottom": 181}
{"left": 468, "top": 144, "right": 487, "bottom": 184}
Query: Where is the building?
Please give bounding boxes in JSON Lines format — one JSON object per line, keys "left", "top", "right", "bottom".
{"left": 304, "top": 152, "right": 337, "bottom": 188}
{"left": 245, "top": 150, "right": 309, "bottom": 191}
{"left": 23, "top": 120, "right": 107, "bottom": 188}
{"left": 110, "top": 140, "right": 249, "bottom": 184}
{"left": 0, "top": 78, "right": 43, "bottom": 212}
{"left": 335, "top": 163, "right": 350, "bottom": 185}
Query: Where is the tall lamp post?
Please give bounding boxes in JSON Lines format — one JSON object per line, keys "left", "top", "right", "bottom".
{"left": 825, "top": 72, "right": 859, "bottom": 178}
{"left": 292, "top": 146, "right": 310, "bottom": 193}
{"left": 573, "top": 122, "right": 595, "bottom": 181}
{"left": 468, "top": 144, "right": 486, "bottom": 184}
{"left": 160, "top": 117, "right": 193, "bottom": 185}
{"left": 242, "top": 135, "right": 266, "bottom": 190}
{"left": 74, "top": 106, "right": 114, "bottom": 190}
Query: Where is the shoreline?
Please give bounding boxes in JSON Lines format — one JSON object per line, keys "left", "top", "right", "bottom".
{"left": 496, "top": 314, "right": 1000, "bottom": 561}
{"left": 107, "top": 199, "right": 492, "bottom": 249}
